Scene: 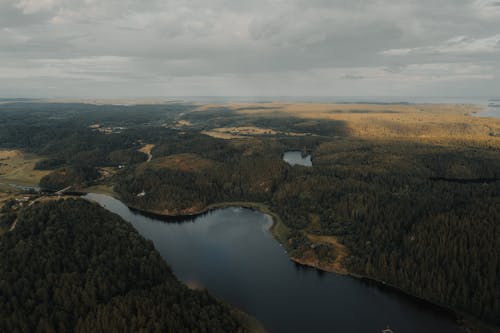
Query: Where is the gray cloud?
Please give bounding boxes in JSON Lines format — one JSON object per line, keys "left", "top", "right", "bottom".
{"left": 381, "top": 35, "right": 500, "bottom": 56}
{"left": 0, "top": 0, "right": 499, "bottom": 98}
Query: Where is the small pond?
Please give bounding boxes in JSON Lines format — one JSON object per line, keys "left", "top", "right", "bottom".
{"left": 283, "top": 151, "right": 312, "bottom": 167}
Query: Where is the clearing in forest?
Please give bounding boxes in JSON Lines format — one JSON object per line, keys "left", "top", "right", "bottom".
{"left": 0, "top": 150, "right": 50, "bottom": 186}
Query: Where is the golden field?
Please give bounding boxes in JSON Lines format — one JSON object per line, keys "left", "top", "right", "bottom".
{"left": 195, "top": 102, "right": 500, "bottom": 146}
{"left": 0, "top": 150, "right": 50, "bottom": 186}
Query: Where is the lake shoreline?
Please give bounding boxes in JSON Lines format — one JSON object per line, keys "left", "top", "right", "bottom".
{"left": 81, "top": 191, "right": 498, "bottom": 333}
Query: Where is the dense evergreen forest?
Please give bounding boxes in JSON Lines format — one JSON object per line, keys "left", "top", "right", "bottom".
{"left": 286, "top": 141, "right": 500, "bottom": 324}
{"left": 1, "top": 102, "right": 499, "bottom": 328}
{"left": 0, "top": 199, "right": 245, "bottom": 332}
{"left": 116, "top": 137, "right": 500, "bottom": 325}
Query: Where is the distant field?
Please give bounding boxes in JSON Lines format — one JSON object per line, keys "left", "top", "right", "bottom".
{"left": 194, "top": 102, "right": 499, "bottom": 145}
{"left": 0, "top": 150, "right": 50, "bottom": 186}
{"left": 202, "top": 126, "right": 308, "bottom": 139}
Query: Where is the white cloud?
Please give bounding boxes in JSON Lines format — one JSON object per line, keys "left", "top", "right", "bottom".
{"left": 14, "top": 0, "right": 57, "bottom": 14}
{"left": 473, "top": 0, "right": 500, "bottom": 19}
{"left": 381, "top": 34, "right": 500, "bottom": 56}
{"left": 0, "top": 0, "right": 499, "bottom": 97}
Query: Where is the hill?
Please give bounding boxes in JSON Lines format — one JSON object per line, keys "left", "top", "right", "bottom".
{"left": 0, "top": 199, "right": 249, "bottom": 332}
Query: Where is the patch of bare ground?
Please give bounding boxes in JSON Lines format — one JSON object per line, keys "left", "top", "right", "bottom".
{"left": 97, "top": 167, "right": 119, "bottom": 180}
{"left": 293, "top": 234, "right": 349, "bottom": 275}
{"left": 201, "top": 130, "right": 246, "bottom": 139}
{"left": 138, "top": 144, "right": 155, "bottom": 162}
{"left": 0, "top": 150, "right": 21, "bottom": 159}
{"left": 175, "top": 120, "right": 192, "bottom": 128}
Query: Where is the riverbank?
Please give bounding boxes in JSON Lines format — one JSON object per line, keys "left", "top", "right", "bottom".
{"left": 5, "top": 187, "right": 497, "bottom": 333}
{"left": 86, "top": 195, "right": 500, "bottom": 333}
{"left": 125, "top": 200, "right": 294, "bottom": 249}
{"left": 80, "top": 188, "right": 346, "bottom": 274}
{"left": 83, "top": 192, "right": 472, "bottom": 333}
{"left": 125, "top": 199, "right": 354, "bottom": 277}
{"left": 121, "top": 200, "right": 359, "bottom": 276}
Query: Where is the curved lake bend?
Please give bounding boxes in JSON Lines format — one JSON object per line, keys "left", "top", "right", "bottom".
{"left": 283, "top": 151, "right": 312, "bottom": 167}
{"left": 84, "top": 193, "right": 463, "bottom": 333}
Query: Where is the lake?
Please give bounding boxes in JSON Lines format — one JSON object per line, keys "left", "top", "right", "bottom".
{"left": 478, "top": 104, "right": 500, "bottom": 118}
{"left": 84, "top": 193, "right": 464, "bottom": 333}
{"left": 283, "top": 151, "right": 312, "bottom": 167}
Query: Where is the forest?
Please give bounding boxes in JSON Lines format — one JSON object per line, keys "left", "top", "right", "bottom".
{"left": 0, "top": 101, "right": 499, "bottom": 329}
{"left": 0, "top": 199, "right": 247, "bottom": 332}
{"left": 116, "top": 136, "right": 500, "bottom": 325}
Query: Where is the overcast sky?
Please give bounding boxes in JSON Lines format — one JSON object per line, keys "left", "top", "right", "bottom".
{"left": 1, "top": 0, "right": 499, "bottom": 98}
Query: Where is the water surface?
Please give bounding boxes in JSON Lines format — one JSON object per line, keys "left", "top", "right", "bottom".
{"left": 85, "top": 193, "right": 463, "bottom": 333}
{"left": 283, "top": 151, "right": 312, "bottom": 167}
{"left": 478, "top": 103, "right": 500, "bottom": 118}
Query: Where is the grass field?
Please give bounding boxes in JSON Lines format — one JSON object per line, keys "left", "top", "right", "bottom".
{"left": 194, "top": 102, "right": 500, "bottom": 145}
{"left": 0, "top": 150, "right": 50, "bottom": 186}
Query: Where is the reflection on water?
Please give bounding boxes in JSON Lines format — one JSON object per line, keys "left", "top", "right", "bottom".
{"left": 283, "top": 151, "right": 312, "bottom": 167}
{"left": 85, "top": 193, "right": 463, "bottom": 333}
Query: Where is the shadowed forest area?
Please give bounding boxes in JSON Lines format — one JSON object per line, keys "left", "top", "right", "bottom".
{"left": 1, "top": 101, "right": 499, "bottom": 330}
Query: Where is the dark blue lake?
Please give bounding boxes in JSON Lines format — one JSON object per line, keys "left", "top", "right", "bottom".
{"left": 85, "top": 193, "right": 464, "bottom": 333}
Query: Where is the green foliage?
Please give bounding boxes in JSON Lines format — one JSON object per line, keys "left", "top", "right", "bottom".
{"left": 34, "top": 158, "right": 66, "bottom": 170}
{"left": 2, "top": 102, "right": 499, "bottom": 327}
{"left": 276, "top": 140, "right": 500, "bottom": 325}
{"left": 0, "top": 102, "right": 193, "bottom": 189}
{"left": 118, "top": 137, "right": 500, "bottom": 325}
{"left": 116, "top": 154, "right": 285, "bottom": 214}
{"left": 39, "top": 166, "right": 99, "bottom": 191}
{"left": 0, "top": 199, "right": 243, "bottom": 332}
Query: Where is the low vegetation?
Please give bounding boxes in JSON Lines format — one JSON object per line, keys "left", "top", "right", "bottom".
{"left": 0, "top": 149, "right": 50, "bottom": 186}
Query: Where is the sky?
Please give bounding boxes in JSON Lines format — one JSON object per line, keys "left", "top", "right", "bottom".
{"left": 1, "top": 0, "right": 499, "bottom": 98}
